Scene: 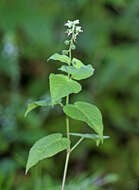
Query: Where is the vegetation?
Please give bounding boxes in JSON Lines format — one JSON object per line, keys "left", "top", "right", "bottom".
{"left": 25, "top": 20, "right": 109, "bottom": 189}
{"left": 0, "top": 0, "right": 139, "bottom": 189}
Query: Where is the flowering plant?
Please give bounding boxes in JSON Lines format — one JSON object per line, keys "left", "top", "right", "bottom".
{"left": 25, "top": 20, "right": 108, "bottom": 190}
{"left": 65, "top": 19, "right": 83, "bottom": 40}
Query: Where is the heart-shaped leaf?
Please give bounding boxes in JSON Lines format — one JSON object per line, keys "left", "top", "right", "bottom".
{"left": 25, "top": 98, "right": 61, "bottom": 117}
{"left": 26, "top": 133, "right": 70, "bottom": 174}
{"left": 48, "top": 53, "right": 70, "bottom": 65}
{"left": 63, "top": 101, "right": 104, "bottom": 142}
{"left": 59, "top": 64, "right": 94, "bottom": 80}
{"left": 49, "top": 74, "right": 81, "bottom": 103}
{"left": 72, "top": 58, "right": 84, "bottom": 68}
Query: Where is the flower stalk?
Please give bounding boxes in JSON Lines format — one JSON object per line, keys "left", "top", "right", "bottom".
{"left": 61, "top": 19, "right": 83, "bottom": 190}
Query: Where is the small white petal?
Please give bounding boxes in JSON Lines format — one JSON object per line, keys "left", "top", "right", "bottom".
{"left": 74, "top": 19, "right": 80, "bottom": 24}
{"left": 64, "top": 20, "right": 73, "bottom": 28}
{"left": 76, "top": 26, "right": 82, "bottom": 32}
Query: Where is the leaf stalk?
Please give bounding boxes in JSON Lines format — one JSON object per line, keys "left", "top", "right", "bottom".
{"left": 71, "top": 137, "right": 84, "bottom": 152}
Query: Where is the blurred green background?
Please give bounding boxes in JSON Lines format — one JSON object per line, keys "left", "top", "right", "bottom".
{"left": 0, "top": 0, "right": 139, "bottom": 189}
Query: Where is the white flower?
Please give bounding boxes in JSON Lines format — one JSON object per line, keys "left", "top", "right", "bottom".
{"left": 65, "top": 19, "right": 83, "bottom": 40}
{"left": 64, "top": 19, "right": 80, "bottom": 28}
{"left": 76, "top": 26, "right": 83, "bottom": 33}
{"left": 65, "top": 29, "right": 72, "bottom": 36}
{"left": 64, "top": 20, "right": 73, "bottom": 28}
{"left": 73, "top": 20, "right": 80, "bottom": 25}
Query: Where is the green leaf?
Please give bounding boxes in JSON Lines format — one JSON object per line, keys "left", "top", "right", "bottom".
{"left": 25, "top": 100, "right": 49, "bottom": 117}
{"left": 49, "top": 74, "right": 81, "bottom": 103}
{"left": 26, "top": 133, "right": 70, "bottom": 174}
{"left": 58, "top": 65, "right": 70, "bottom": 73}
{"left": 69, "top": 133, "right": 109, "bottom": 140}
{"left": 48, "top": 53, "right": 70, "bottom": 65}
{"left": 70, "top": 132, "right": 109, "bottom": 146}
{"left": 63, "top": 101, "right": 104, "bottom": 142}
{"left": 25, "top": 98, "right": 61, "bottom": 117}
{"left": 72, "top": 58, "right": 84, "bottom": 68}
{"left": 59, "top": 65, "right": 95, "bottom": 80}
{"left": 72, "top": 65, "right": 94, "bottom": 80}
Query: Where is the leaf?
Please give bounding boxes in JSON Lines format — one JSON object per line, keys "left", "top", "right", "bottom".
{"left": 26, "top": 133, "right": 70, "bottom": 174}
{"left": 49, "top": 74, "right": 81, "bottom": 103}
{"left": 69, "top": 132, "right": 109, "bottom": 146}
{"left": 72, "top": 58, "right": 84, "bottom": 68}
{"left": 25, "top": 100, "right": 49, "bottom": 117}
{"left": 63, "top": 101, "right": 104, "bottom": 142}
{"left": 69, "top": 133, "right": 109, "bottom": 140}
{"left": 48, "top": 53, "right": 70, "bottom": 65}
{"left": 59, "top": 64, "right": 95, "bottom": 80}
{"left": 25, "top": 98, "right": 61, "bottom": 117}
{"left": 72, "top": 65, "right": 94, "bottom": 80}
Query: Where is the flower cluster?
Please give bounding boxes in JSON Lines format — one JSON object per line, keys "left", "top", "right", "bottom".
{"left": 64, "top": 20, "right": 83, "bottom": 41}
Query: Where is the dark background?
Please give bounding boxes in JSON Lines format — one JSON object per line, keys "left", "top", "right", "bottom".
{"left": 0, "top": 0, "right": 139, "bottom": 189}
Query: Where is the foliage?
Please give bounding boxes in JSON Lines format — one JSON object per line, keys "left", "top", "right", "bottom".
{"left": 25, "top": 19, "right": 107, "bottom": 190}
{"left": 63, "top": 101, "right": 104, "bottom": 142}
{"left": 49, "top": 73, "right": 81, "bottom": 104}
{"left": 0, "top": 0, "right": 139, "bottom": 189}
{"left": 26, "top": 133, "right": 70, "bottom": 174}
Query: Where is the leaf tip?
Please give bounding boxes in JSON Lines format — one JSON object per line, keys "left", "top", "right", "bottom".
{"left": 47, "top": 56, "right": 51, "bottom": 62}
{"left": 25, "top": 168, "right": 28, "bottom": 175}
{"left": 96, "top": 139, "right": 100, "bottom": 147}
{"left": 47, "top": 54, "right": 54, "bottom": 62}
{"left": 24, "top": 111, "right": 28, "bottom": 118}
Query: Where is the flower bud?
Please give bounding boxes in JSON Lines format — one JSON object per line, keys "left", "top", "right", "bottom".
{"left": 62, "top": 50, "right": 69, "bottom": 55}
{"left": 64, "top": 40, "right": 70, "bottom": 45}
{"left": 71, "top": 44, "right": 76, "bottom": 50}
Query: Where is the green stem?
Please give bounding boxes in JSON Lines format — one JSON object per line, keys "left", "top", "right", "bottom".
{"left": 66, "top": 114, "right": 70, "bottom": 140}
{"left": 61, "top": 34, "right": 74, "bottom": 190}
{"left": 71, "top": 137, "right": 84, "bottom": 152}
{"left": 61, "top": 151, "right": 70, "bottom": 190}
